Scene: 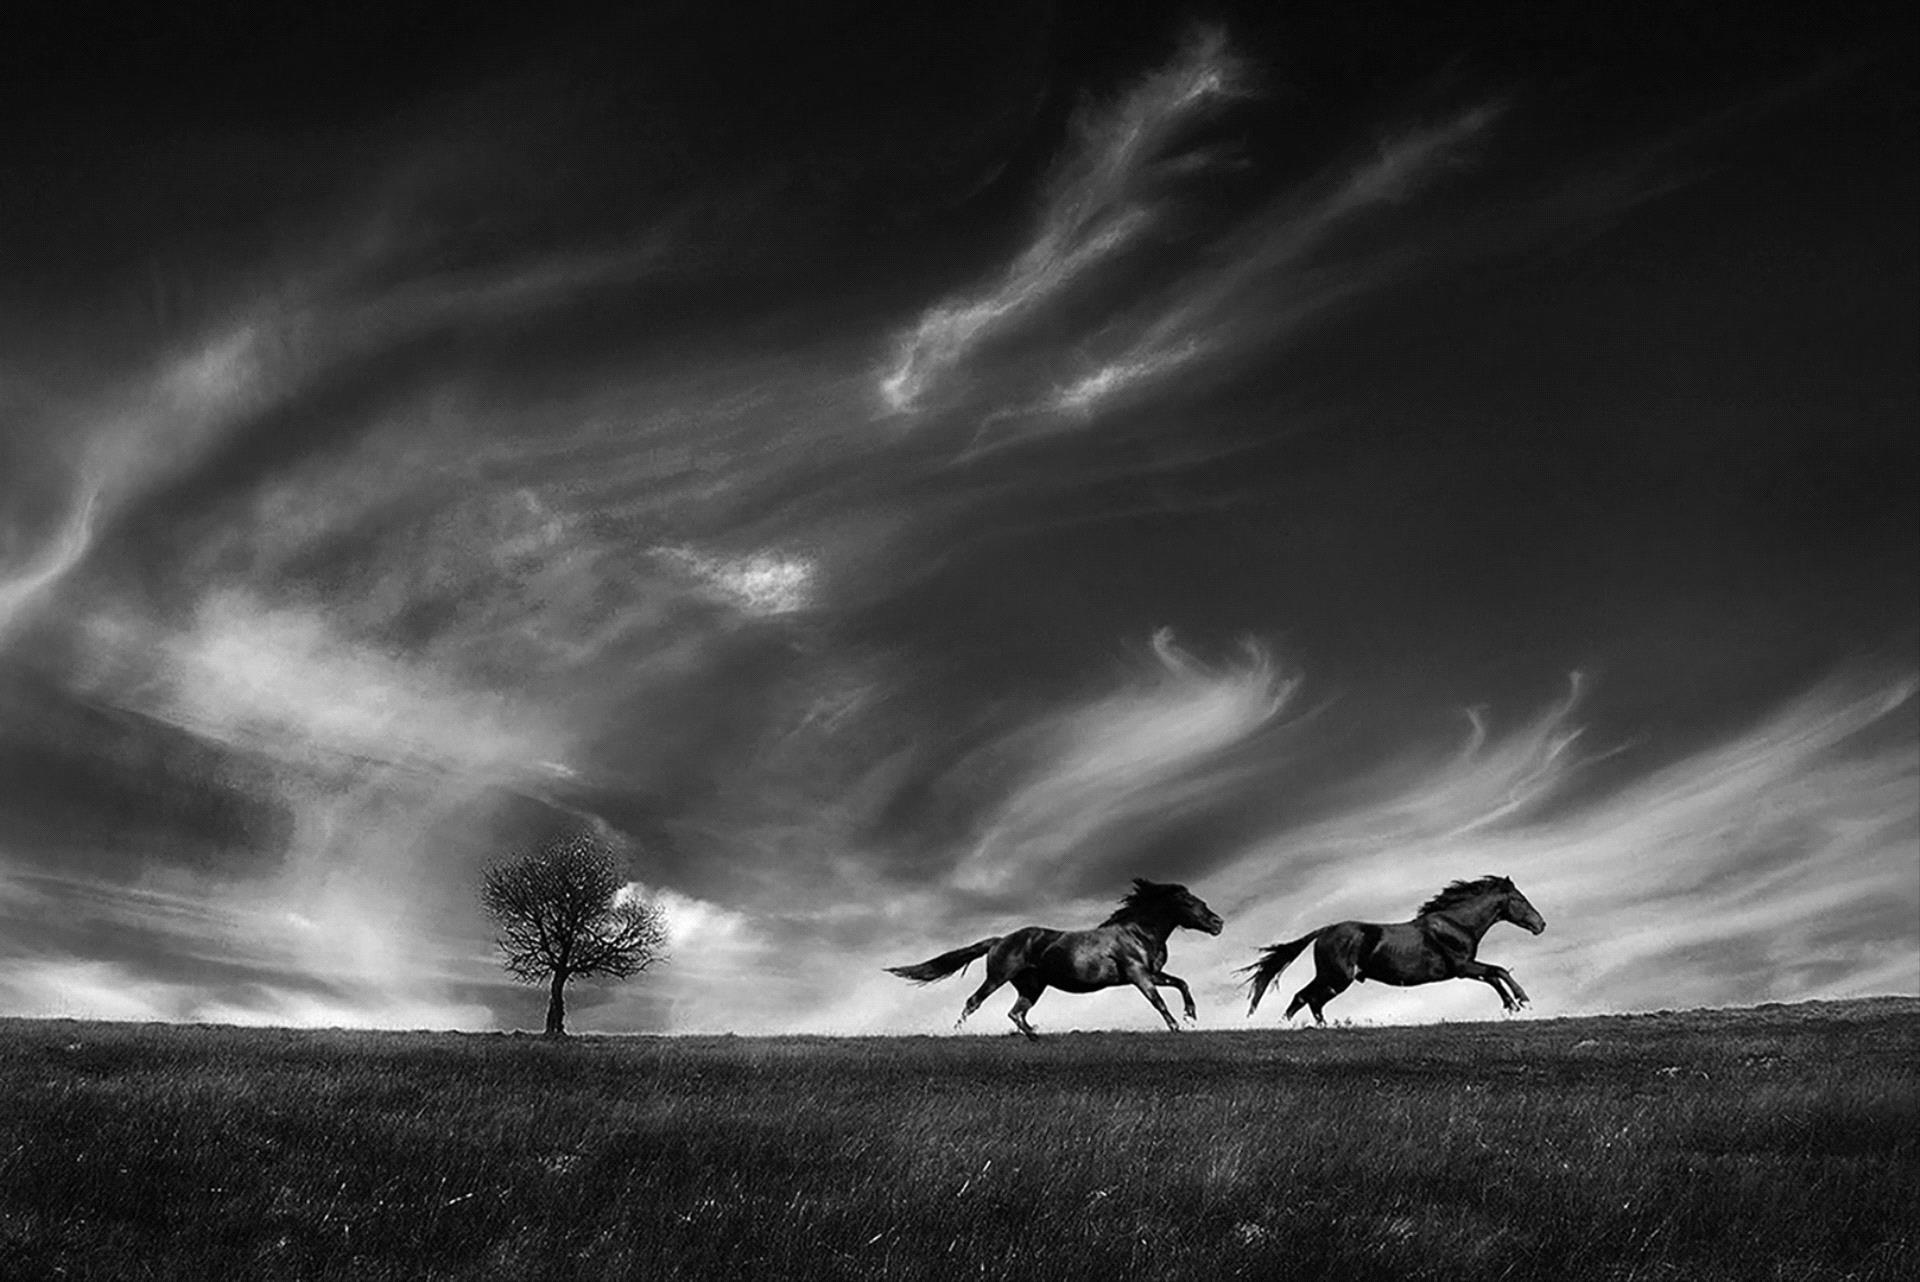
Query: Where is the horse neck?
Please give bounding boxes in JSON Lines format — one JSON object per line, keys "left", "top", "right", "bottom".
{"left": 1425, "top": 893, "right": 1504, "bottom": 943}
{"left": 1116, "top": 911, "right": 1177, "bottom": 947}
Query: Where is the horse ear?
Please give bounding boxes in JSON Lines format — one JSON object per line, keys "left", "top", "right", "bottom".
{"left": 1132, "top": 877, "right": 1157, "bottom": 891}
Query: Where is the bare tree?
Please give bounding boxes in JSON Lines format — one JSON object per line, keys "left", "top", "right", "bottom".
{"left": 480, "top": 831, "right": 668, "bottom": 1037}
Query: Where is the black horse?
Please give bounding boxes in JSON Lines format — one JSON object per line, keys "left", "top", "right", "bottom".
{"left": 886, "top": 879, "right": 1224, "bottom": 1038}
{"left": 1242, "top": 875, "right": 1545, "bottom": 1023}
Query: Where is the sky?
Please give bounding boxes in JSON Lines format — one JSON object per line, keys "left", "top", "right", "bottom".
{"left": 1, "top": 0, "right": 1915, "bottom": 1035}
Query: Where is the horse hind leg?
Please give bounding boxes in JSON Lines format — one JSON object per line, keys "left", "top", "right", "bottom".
{"left": 1285, "top": 980, "right": 1343, "bottom": 1025}
{"left": 956, "top": 975, "right": 1004, "bottom": 1027}
{"left": 956, "top": 939, "right": 1030, "bottom": 1027}
{"left": 1285, "top": 941, "right": 1358, "bottom": 1025}
{"left": 957, "top": 949, "right": 1015, "bottom": 1026}
{"left": 1006, "top": 976, "right": 1046, "bottom": 1040}
{"left": 1288, "top": 961, "right": 1357, "bottom": 1025}
{"left": 1307, "top": 934, "right": 1361, "bottom": 1024}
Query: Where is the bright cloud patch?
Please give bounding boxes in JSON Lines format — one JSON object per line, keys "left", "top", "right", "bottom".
{"left": 657, "top": 546, "right": 816, "bottom": 616}
{"left": 128, "top": 592, "right": 564, "bottom": 777}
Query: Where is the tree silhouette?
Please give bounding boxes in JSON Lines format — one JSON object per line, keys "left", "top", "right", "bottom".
{"left": 480, "top": 831, "right": 668, "bottom": 1037}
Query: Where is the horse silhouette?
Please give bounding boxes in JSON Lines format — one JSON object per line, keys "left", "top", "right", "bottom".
{"left": 887, "top": 878, "right": 1224, "bottom": 1038}
{"left": 1242, "top": 875, "right": 1545, "bottom": 1023}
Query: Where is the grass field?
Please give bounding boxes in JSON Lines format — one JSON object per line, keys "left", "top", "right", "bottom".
{"left": 2, "top": 998, "right": 1914, "bottom": 1280}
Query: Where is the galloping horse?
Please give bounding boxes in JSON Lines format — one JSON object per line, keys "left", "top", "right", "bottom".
{"left": 1242, "top": 875, "right": 1545, "bottom": 1023}
{"left": 886, "top": 879, "right": 1224, "bottom": 1038}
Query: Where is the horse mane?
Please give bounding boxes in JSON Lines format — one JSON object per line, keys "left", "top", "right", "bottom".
{"left": 1100, "top": 878, "right": 1185, "bottom": 926}
{"left": 1415, "top": 875, "right": 1515, "bottom": 917}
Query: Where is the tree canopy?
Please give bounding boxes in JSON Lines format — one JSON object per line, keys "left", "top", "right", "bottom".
{"left": 481, "top": 831, "right": 667, "bottom": 1036}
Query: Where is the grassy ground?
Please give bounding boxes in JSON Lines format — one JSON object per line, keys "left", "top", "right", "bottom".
{"left": 1, "top": 999, "right": 1914, "bottom": 1281}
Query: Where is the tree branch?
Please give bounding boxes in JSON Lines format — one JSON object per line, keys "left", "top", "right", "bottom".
{"left": 481, "top": 832, "right": 670, "bottom": 991}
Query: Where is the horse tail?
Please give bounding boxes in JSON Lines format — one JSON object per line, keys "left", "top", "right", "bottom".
{"left": 1239, "top": 932, "right": 1319, "bottom": 1014}
{"left": 885, "top": 937, "right": 1000, "bottom": 984}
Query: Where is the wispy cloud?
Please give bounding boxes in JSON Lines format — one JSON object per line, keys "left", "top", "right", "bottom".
{"left": 877, "top": 27, "right": 1247, "bottom": 414}
{"left": 871, "top": 25, "right": 1511, "bottom": 436}
{"left": 1033, "top": 105, "right": 1503, "bottom": 420}
{"left": 0, "top": 183, "right": 675, "bottom": 651}
{"left": 0, "top": 311, "right": 291, "bottom": 643}
{"left": 0, "top": 860, "right": 495, "bottom": 1029}
{"left": 121, "top": 592, "right": 569, "bottom": 779}
{"left": 958, "top": 630, "right": 1300, "bottom": 894}
{"left": 0, "top": 956, "right": 491, "bottom": 1029}
{"left": 0, "top": 484, "right": 97, "bottom": 639}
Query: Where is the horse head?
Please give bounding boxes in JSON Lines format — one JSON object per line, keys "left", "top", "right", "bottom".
{"left": 1108, "top": 879, "right": 1225, "bottom": 935}
{"left": 1501, "top": 880, "right": 1546, "bottom": 935}
{"left": 1152, "top": 880, "right": 1224, "bottom": 935}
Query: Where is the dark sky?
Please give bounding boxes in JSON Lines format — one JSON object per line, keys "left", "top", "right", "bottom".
{"left": 2, "top": 1, "right": 1914, "bottom": 1032}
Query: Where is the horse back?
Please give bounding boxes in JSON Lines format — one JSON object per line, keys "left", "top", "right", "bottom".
{"left": 989, "top": 925, "right": 1064, "bottom": 968}
{"left": 1022, "top": 923, "right": 1147, "bottom": 993}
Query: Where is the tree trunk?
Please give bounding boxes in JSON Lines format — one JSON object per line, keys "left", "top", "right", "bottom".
{"left": 544, "top": 969, "right": 569, "bottom": 1038}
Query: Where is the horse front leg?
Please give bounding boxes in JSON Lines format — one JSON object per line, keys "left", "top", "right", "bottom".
{"left": 1457, "top": 960, "right": 1522, "bottom": 1012}
{"left": 1127, "top": 968, "right": 1181, "bottom": 1031}
{"left": 1154, "top": 970, "right": 1197, "bottom": 1022}
{"left": 1487, "top": 963, "right": 1529, "bottom": 1008}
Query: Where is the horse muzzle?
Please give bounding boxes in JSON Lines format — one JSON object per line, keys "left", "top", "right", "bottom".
{"left": 1203, "top": 916, "right": 1224, "bottom": 936}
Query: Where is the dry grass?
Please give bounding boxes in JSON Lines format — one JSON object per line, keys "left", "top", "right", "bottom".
{"left": 2, "top": 998, "right": 1914, "bottom": 1280}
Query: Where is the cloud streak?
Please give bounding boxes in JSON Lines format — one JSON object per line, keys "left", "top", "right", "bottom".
{"left": 958, "top": 630, "right": 1300, "bottom": 894}
{"left": 877, "top": 44, "right": 1511, "bottom": 441}
{"left": 878, "top": 27, "right": 1246, "bottom": 414}
{"left": 0, "top": 484, "right": 97, "bottom": 639}
{"left": 1033, "top": 105, "right": 1503, "bottom": 420}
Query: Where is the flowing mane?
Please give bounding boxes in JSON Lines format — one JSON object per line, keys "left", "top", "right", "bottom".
{"left": 1100, "top": 878, "right": 1184, "bottom": 926}
{"left": 1415, "top": 875, "right": 1515, "bottom": 918}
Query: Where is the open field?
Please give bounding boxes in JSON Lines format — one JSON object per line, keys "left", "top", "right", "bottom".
{"left": 2, "top": 999, "right": 1914, "bottom": 1281}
